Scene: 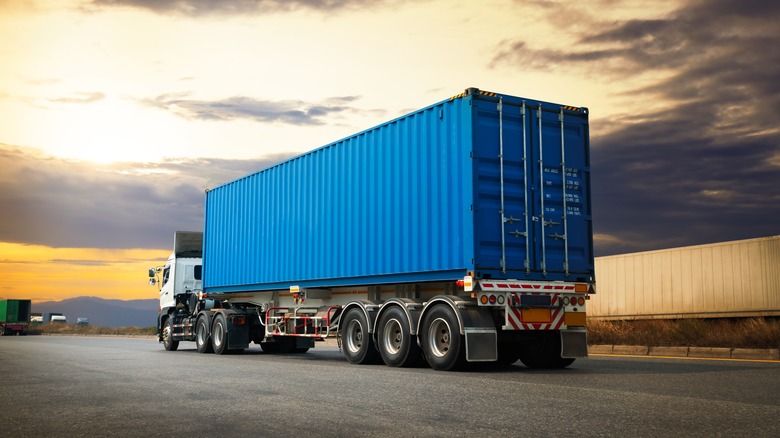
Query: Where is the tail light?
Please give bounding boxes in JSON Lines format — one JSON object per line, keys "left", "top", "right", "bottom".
{"left": 479, "top": 294, "right": 505, "bottom": 306}
{"left": 231, "top": 315, "right": 246, "bottom": 326}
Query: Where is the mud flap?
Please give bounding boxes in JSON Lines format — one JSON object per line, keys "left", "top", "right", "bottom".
{"left": 228, "top": 325, "right": 250, "bottom": 350}
{"left": 465, "top": 328, "right": 498, "bottom": 362}
{"left": 560, "top": 329, "right": 588, "bottom": 358}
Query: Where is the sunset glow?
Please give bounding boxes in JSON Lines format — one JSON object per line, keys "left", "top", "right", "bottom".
{"left": 0, "top": 242, "right": 169, "bottom": 302}
{"left": 1, "top": 0, "right": 778, "bottom": 303}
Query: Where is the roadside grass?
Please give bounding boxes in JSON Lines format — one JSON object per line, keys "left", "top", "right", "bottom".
{"left": 587, "top": 317, "right": 780, "bottom": 350}
{"left": 30, "top": 324, "right": 156, "bottom": 336}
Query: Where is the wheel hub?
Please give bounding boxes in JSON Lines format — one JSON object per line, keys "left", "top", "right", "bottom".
{"left": 382, "top": 318, "right": 403, "bottom": 355}
{"left": 428, "top": 318, "right": 452, "bottom": 358}
{"left": 346, "top": 320, "right": 364, "bottom": 354}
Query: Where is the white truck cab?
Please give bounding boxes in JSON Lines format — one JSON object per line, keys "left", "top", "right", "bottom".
{"left": 151, "top": 232, "right": 203, "bottom": 309}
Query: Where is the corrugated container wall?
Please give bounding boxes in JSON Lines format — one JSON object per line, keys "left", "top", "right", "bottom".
{"left": 590, "top": 236, "right": 780, "bottom": 319}
{"left": 203, "top": 89, "right": 593, "bottom": 293}
{"left": 0, "top": 300, "right": 31, "bottom": 323}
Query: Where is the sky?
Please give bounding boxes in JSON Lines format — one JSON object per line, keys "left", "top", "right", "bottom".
{"left": 1, "top": 0, "right": 778, "bottom": 302}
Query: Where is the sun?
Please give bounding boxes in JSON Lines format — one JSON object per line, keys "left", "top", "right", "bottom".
{"left": 38, "top": 97, "right": 186, "bottom": 164}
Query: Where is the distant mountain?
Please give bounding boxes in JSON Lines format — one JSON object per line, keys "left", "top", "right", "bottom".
{"left": 33, "top": 297, "right": 158, "bottom": 327}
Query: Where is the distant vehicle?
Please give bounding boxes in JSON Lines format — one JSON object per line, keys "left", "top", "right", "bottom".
{"left": 50, "top": 315, "right": 67, "bottom": 324}
{"left": 1, "top": 299, "right": 31, "bottom": 335}
{"left": 46, "top": 312, "right": 63, "bottom": 323}
{"left": 30, "top": 315, "right": 44, "bottom": 325}
{"left": 76, "top": 318, "right": 89, "bottom": 326}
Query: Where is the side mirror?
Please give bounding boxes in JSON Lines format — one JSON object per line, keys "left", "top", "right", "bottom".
{"left": 148, "top": 268, "right": 156, "bottom": 277}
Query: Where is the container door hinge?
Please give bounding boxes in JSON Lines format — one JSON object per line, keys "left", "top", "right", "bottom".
{"left": 498, "top": 97, "right": 507, "bottom": 274}
{"left": 560, "top": 107, "right": 570, "bottom": 276}
{"left": 521, "top": 101, "right": 530, "bottom": 275}
{"left": 537, "top": 104, "right": 547, "bottom": 276}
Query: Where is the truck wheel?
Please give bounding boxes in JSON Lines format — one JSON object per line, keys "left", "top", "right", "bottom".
{"left": 341, "top": 308, "right": 380, "bottom": 364}
{"left": 259, "top": 337, "right": 308, "bottom": 353}
{"left": 196, "top": 316, "right": 213, "bottom": 354}
{"left": 282, "top": 337, "right": 310, "bottom": 354}
{"left": 260, "top": 341, "right": 281, "bottom": 353}
{"left": 519, "top": 353, "right": 575, "bottom": 369}
{"left": 420, "top": 305, "right": 466, "bottom": 371}
{"left": 162, "top": 319, "right": 179, "bottom": 351}
{"left": 497, "top": 342, "right": 520, "bottom": 365}
{"left": 377, "top": 306, "right": 423, "bottom": 367}
{"left": 518, "top": 333, "right": 575, "bottom": 369}
{"left": 212, "top": 314, "right": 229, "bottom": 355}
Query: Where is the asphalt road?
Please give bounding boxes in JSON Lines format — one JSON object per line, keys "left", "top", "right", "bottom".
{"left": 1, "top": 336, "right": 778, "bottom": 437}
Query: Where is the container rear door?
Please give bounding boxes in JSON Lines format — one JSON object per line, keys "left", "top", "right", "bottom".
{"left": 16, "top": 301, "right": 30, "bottom": 323}
{"left": 472, "top": 95, "right": 593, "bottom": 282}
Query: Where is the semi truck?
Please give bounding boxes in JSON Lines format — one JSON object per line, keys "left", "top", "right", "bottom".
{"left": 1, "top": 299, "right": 31, "bottom": 336}
{"left": 151, "top": 88, "right": 595, "bottom": 370}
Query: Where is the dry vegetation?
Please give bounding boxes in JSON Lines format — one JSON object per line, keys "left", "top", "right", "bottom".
{"left": 30, "top": 324, "right": 156, "bottom": 337}
{"left": 587, "top": 317, "right": 780, "bottom": 350}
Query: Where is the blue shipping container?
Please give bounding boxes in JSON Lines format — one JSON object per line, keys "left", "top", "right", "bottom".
{"left": 203, "top": 88, "right": 593, "bottom": 293}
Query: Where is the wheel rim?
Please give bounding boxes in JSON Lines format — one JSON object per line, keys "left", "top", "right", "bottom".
{"left": 345, "top": 319, "right": 364, "bottom": 354}
{"left": 163, "top": 323, "right": 172, "bottom": 345}
{"left": 197, "top": 321, "right": 207, "bottom": 345}
{"left": 213, "top": 321, "right": 224, "bottom": 348}
{"left": 381, "top": 318, "right": 403, "bottom": 355}
{"left": 427, "top": 317, "right": 451, "bottom": 358}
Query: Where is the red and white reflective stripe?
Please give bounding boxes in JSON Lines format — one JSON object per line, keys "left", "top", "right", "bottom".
{"left": 479, "top": 280, "right": 576, "bottom": 292}
{"left": 505, "top": 293, "right": 565, "bottom": 331}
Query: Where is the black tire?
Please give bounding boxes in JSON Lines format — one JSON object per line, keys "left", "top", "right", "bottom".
{"left": 212, "top": 314, "right": 229, "bottom": 355}
{"left": 376, "top": 306, "right": 423, "bottom": 367}
{"left": 518, "top": 332, "right": 576, "bottom": 369}
{"left": 291, "top": 346, "right": 310, "bottom": 354}
{"left": 279, "top": 337, "right": 309, "bottom": 354}
{"left": 551, "top": 357, "right": 576, "bottom": 368}
{"left": 341, "top": 308, "right": 380, "bottom": 364}
{"left": 260, "top": 341, "right": 281, "bottom": 353}
{"left": 420, "top": 305, "right": 466, "bottom": 371}
{"left": 519, "top": 353, "right": 575, "bottom": 369}
{"left": 496, "top": 341, "right": 520, "bottom": 366}
{"left": 162, "top": 318, "right": 179, "bottom": 351}
{"left": 195, "top": 316, "right": 213, "bottom": 354}
{"left": 260, "top": 337, "right": 309, "bottom": 354}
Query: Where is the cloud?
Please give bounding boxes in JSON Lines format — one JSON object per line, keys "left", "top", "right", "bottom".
{"left": 49, "top": 259, "right": 112, "bottom": 266}
{"left": 49, "top": 92, "right": 106, "bottom": 104}
{"left": 89, "top": 0, "right": 394, "bottom": 15}
{"left": 0, "top": 143, "right": 293, "bottom": 249}
{"left": 141, "top": 93, "right": 362, "bottom": 125}
{"left": 493, "top": 0, "right": 780, "bottom": 256}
